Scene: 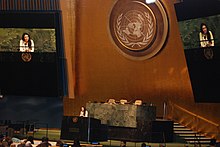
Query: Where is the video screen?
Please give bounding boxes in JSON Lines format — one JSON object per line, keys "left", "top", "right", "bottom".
{"left": 0, "top": 28, "right": 56, "bottom": 52}
{"left": 178, "top": 14, "right": 220, "bottom": 49}
{"left": 178, "top": 14, "right": 220, "bottom": 102}
{"left": 175, "top": 1, "right": 220, "bottom": 102}
{"left": 0, "top": 11, "right": 61, "bottom": 53}
{"left": 0, "top": 11, "right": 64, "bottom": 97}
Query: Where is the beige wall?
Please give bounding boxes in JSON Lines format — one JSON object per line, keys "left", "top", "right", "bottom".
{"left": 60, "top": 0, "right": 220, "bottom": 139}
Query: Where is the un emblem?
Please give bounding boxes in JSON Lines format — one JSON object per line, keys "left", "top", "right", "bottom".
{"left": 21, "top": 53, "right": 32, "bottom": 62}
{"left": 109, "top": 0, "right": 168, "bottom": 60}
{"left": 204, "top": 48, "right": 213, "bottom": 60}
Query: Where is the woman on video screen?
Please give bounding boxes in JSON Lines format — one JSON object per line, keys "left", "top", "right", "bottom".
{"left": 19, "top": 32, "right": 34, "bottom": 52}
{"left": 199, "top": 23, "right": 214, "bottom": 48}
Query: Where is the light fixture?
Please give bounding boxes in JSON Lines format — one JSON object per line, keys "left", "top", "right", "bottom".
{"left": 134, "top": 100, "right": 142, "bottom": 105}
{"left": 108, "top": 98, "right": 116, "bottom": 104}
{"left": 145, "top": 0, "right": 156, "bottom": 4}
{"left": 120, "top": 99, "right": 128, "bottom": 105}
{"left": 0, "top": 89, "right": 3, "bottom": 99}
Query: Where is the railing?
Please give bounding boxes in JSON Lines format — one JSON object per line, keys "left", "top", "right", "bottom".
{"left": 167, "top": 101, "right": 220, "bottom": 140}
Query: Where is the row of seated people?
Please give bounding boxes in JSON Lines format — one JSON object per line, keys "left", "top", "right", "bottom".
{"left": 0, "top": 135, "right": 81, "bottom": 147}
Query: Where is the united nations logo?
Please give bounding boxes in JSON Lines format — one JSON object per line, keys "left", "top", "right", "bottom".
{"left": 109, "top": 0, "right": 168, "bottom": 60}
{"left": 116, "top": 10, "right": 156, "bottom": 51}
{"left": 72, "top": 117, "right": 78, "bottom": 123}
{"left": 21, "top": 53, "right": 32, "bottom": 62}
{"left": 204, "top": 48, "right": 213, "bottom": 60}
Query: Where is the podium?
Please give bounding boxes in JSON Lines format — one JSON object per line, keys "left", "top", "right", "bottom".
{"left": 86, "top": 103, "right": 173, "bottom": 142}
{"left": 60, "top": 116, "right": 108, "bottom": 142}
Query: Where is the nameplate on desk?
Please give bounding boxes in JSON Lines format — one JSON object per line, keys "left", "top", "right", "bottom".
{"left": 69, "top": 128, "right": 79, "bottom": 133}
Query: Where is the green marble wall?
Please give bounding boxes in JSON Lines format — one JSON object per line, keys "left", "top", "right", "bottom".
{"left": 0, "top": 28, "right": 56, "bottom": 52}
{"left": 86, "top": 103, "right": 156, "bottom": 128}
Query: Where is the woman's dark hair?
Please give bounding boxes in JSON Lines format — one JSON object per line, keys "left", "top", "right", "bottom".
{"left": 81, "top": 106, "right": 86, "bottom": 115}
{"left": 141, "top": 143, "right": 147, "bottom": 147}
{"left": 200, "top": 23, "right": 212, "bottom": 42}
{"left": 72, "top": 139, "right": 81, "bottom": 147}
{"left": 42, "top": 137, "right": 49, "bottom": 142}
{"left": 27, "top": 136, "right": 34, "bottom": 144}
{"left": 22, "top": 33, "right": 32, "bottom": 49}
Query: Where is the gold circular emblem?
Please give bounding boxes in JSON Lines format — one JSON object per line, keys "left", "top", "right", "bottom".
{"left": 21, "top": 53, "right": 32, "bottom": 62}
{"left": 204, "top": 48, "right": 213, "bottom": 60}
{"left": 109, "top": 0, "right": 168, "bottom": 60}
{"left": 72, "top": 117, "right": 78, "bottom": 123}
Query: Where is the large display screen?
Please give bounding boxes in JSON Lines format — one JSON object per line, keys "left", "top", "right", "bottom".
{"left": 176, "top": 9, "right": 220, "bottom": 102}
{"left": 0, "top": 28, "right": 56, "bottom": 52}
{"left": 0, "top": 11, "right": 64, "bottom": 97}
{"left": 178, "top": 14, "right": 220, "bottom": 49}
{"left": 0, "top": 11, "right": 60, "bottom": 52}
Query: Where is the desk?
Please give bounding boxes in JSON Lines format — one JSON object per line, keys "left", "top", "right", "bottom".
{"left": 86, "top": 103, "right": 156, "bottom": 128}
{"left": 86, "top": 103, "right": 173, "bottom": 142}
{"left": 0, "top": 52, "right": 59, "bottom": 97}
{"left": 60, "top": 116, "right": 108, "bottom": 142}
{"left": 184, "top": 46, "right": 220, "bottom": 102}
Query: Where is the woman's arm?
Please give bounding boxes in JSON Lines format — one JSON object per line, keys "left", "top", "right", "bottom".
{"left": 85, "top": 110, "right": 88, "bottom": 117}
{"left": 199, "top": 32, "right": 205, "bottom": 47}
{"left": 209, "top": 31, "right": 214, "bottom": 46}
{"left": 29, "top": 40, "right": 34, "bottom": 52}
{"left": 19, "top": 40, "right": 25, "bottom": 52}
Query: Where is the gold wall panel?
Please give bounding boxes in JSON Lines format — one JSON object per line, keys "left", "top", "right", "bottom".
{"left": 60, "top": 0, "right": 220, "bottom": 139}
{"left": 61, "top": 0, "right": 193, "bottom": 116}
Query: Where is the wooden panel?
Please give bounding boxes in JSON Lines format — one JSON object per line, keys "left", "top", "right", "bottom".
{"left": 0, "top": 0, "right": 59, "bottom": 10}
{"left": 60, "top": 0, "right": 76, "bottom": 99}
{"left": 60, "top": 0, "right": 220, "bottom": 140}
{"left": 63, "top": 0, "right": 193, "bottom": 117}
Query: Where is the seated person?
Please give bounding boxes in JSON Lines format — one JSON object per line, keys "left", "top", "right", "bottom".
{"left": 72, "top": 139, "right": 81, "bottom": 147}
{"left": 55, "top": 140, "right": 63, "bottom": 147}
{"left": 120, "top": 141, "right": 126, "bottom": 147}
{"left": 36, "top": 137, "right": 52, "bottom": 147}
{"left": 25, "top": 136, "right": 34, "bottom": 147}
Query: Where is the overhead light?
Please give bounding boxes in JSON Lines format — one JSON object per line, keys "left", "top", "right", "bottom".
{"left": 145, "top": 0, "right": 156, "bottom": 4}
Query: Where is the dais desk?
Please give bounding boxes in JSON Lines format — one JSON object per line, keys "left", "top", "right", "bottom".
{"left": 86, "top": 103, "right": 156, "bottom": 128}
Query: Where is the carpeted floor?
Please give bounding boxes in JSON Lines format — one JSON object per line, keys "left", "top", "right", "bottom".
{"left": 29, "top": 129, "right": 209, "bottom": 147}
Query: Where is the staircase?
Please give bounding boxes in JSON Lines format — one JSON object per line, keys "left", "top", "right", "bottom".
{"left": 173, "top": 122, "right": 212, "bottom": 145}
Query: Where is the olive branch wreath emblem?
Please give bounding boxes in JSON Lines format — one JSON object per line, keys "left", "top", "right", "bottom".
{"left": 21, "top": 53, "right": 32, "bottom": 62}
{"left": 116, "top": 12, "right": 154, "bottom": 48}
